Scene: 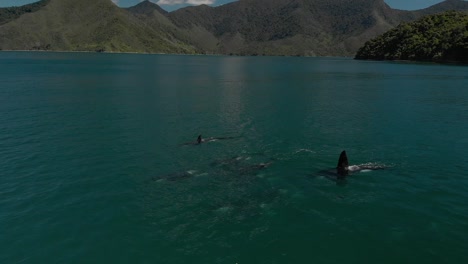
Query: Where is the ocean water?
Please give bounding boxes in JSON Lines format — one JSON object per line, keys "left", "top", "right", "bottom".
{"left": 0, "top": 52, "right": 467, "bottom": 263}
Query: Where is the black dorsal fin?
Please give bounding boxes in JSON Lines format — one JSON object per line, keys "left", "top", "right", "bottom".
{"left": 336, "top": 150, "right": 349, "bottom": 177}
{"left": 337, "top": 150, "right": 349, "bottom": 168}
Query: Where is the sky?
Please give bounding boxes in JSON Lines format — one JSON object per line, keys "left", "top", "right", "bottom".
{"left": 0, "top": 0, "right": 457, "bottom": 12}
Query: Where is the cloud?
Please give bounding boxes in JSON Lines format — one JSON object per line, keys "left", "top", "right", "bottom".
{"left": 186, "top": 0, "right": 216, "bottom": 4}
{"left": 157, "top": 0, "right": 216, "bottom": 6}
{"left": 157, "top": 0, "right": 184, "bottom": 4}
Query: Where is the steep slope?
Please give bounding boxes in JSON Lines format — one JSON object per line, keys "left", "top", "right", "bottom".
{"left": 415, "top": 0, "right": 468, "bottom": 16}
{"left": 168, "top": 0, "right": 331, "bottom": 55}
{"left": 125, "top": 0, "right": 201, "bottom": 53}
{"left": 1, "top": 0, "right": 468, "bottom": 56}
{"left": 0, "top": 0, "right": 196, "bottom": 53}
{"left": 166, "top": 0, "right": 468, "bottom": 56}
{"left": 0, "top": 0, "right": 50, "bottom": 25}
{"left": 355, "top": 11, "right": 468, "bottom": 63}
{"left": 166, "top": 0, "right": 402, "bottom": 56}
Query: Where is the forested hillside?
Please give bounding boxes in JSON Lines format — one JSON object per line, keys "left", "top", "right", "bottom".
{"left": 355, "top": 11, "right": 468, "bottom": 63}
{"left": 1, "top": 0, "right": 468, "bottom": 56}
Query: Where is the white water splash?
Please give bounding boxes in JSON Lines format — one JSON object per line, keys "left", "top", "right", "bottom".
{"left": 294, "top": 148, "right": 315, "bottom": 154}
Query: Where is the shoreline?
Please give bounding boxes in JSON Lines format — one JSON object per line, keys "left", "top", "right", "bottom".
{"left": 0, "top": 49, "right": 353, "bottom": 59}
{"left": 354, "top": 57, "right": 468, "bottom": 66}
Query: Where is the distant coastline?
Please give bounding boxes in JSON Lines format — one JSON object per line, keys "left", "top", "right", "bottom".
{"left": 0, "top": 49, "right": 334, "bottom": 58}
{"left": 0, "top": 49, "right": 169, "bottom": 55}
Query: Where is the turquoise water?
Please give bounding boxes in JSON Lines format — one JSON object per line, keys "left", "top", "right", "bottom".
{"left": 0, "top": 52, "right": 467, "bottom": 263}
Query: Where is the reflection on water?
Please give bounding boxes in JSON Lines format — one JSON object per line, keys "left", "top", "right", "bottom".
{"left": 219, "top": 57, "right": 247, "bottom": 128}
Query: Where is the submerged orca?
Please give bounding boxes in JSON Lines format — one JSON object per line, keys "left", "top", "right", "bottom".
{"left": 153, "top": 170, "right": 197, "bottom": 182}
{"left": 336, "top": 150, "right": 386, "bottom": 179}
{"left": 154, "top": 156, "right": 272, "bottom": 183}
{"left": 210, "top": 156, "right": 273, "bottom": 176}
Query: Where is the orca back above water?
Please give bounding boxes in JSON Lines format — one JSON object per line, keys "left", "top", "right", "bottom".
{"left": 182, "top": 134, "right": 240, "bottom": 146}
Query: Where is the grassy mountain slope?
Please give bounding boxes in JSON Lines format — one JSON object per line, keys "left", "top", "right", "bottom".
{"left": 355, "top": 11, "right": 468, "bottom": 63}
{"left": 0, "top": 0, "right": 50, "bottom": 25}
{"left": 125, "top": 0, "right": 202, "bottom": 53}
{"left": 0, "top": 0, "right": 196, "bottom": 53}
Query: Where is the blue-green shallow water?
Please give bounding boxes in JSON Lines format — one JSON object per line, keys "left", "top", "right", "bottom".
{"left": 1, "top": 52, "right": 467, "bottom": 263}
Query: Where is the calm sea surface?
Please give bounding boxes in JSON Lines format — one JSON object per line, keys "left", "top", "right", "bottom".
{"left": 0, "top": 52, "right": 467, "bottom": 263}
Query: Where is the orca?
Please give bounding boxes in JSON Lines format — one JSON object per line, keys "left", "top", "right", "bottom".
{"left": 181, "top": 134, "right": 203, "bottom": 145}
{"left": 336, "top": 150, "right": 349, "bottom": 179}
{"left": 182, "top": 134, "right": 239, "bottom": 146}
{"left": 152, "top": 169, "right": 212, "bottom": 182}
{"left": 153, "top": 170, "right": 196, "bottom": 181}
{"left": 210, "top": 156, "right": 245, "bottom": 167}
{"left": 238, "top": 162, "right": 272, "bottom": 176}
{"left": 210, "top": 155, "right": 273, "bottom": 176}
{"left": 336, "top": 150, "right": 386, "bottom": 179}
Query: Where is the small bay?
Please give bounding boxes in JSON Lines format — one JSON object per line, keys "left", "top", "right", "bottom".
{"left": 0, "top": 52, "right": 467, "bottom": 263}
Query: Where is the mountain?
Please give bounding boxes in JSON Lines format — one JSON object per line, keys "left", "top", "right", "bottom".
{"left": 0, "top": 0, "right": 196, "bottom": 53}
{"left": 0, "top": 0, "right": 50, "bottom": 25}
{"left": 414, "top": 0, "right": 468, "bottom": 16}
{"left": 355, "top": 11, "right": 468, "bottom": 63}
{"left": 1, "top": 0, "right": 468, "bottom": 56}
{"left": 124, "top": 0, "right": 201, "bottom": 53}
{"left": 166, "top": 0, "right": 468, "bottom": 56}
{"left": 126, "top": 0, "right": 167, "bottom": 16}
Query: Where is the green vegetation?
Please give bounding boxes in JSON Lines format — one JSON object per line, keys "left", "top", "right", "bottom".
{"left": 166, "top": 0, "right": 468, "bottom": 56}
{"left": 0, "top": 0, "right": 50, "bottom": 25}
{"left": 0, "top": 0, "right": 197, "bottom": 53}
{"left": 355, "top": 11, "right": 468, "bottom": 63}
{"left": 1, "top": 0, "right": 468, "bottom": 56}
